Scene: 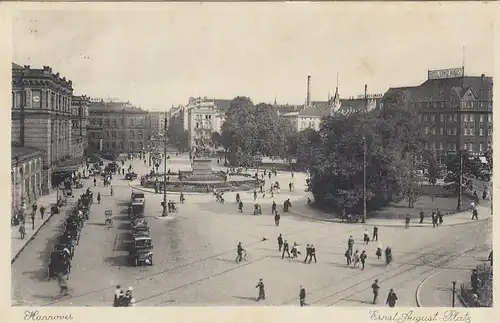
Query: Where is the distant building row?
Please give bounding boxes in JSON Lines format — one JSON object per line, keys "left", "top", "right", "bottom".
{"left": 171, "top": 68, "right": 493, "bottom": 162}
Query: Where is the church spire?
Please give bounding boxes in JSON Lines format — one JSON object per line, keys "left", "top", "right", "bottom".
{"left": 330, "top": 73, "right": 341, "bottom": 115}
{"left": 274, "top": 95, "right": 277, "bottom": 106}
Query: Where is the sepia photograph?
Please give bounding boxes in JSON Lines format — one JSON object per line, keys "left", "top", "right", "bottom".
{"left": 7, "top": 2, "right": 494, "bottom": 310}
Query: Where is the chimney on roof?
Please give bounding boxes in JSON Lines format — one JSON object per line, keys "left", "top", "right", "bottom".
{"left": 306, "top": 75, "right": 312, "bottom": 107}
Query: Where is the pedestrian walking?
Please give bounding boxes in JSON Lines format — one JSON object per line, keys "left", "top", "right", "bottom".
{"left": 308, "top": 245, "right": 317, "bottom": 263}
{"left": 271, "top": 201, "right": 277, "bottom": 215}
{"left": 277, "top": 234, "right": 283, "bottom": 251}
{"left": 274, "top": 211, "right": 280, "bottom": 226}
{"left": 30, "top": 212, "right": 35, "bottom": 230}
{"left": 363, "top": 229, "right": 370, "bottom": 244}
{"left": 348, "top": 236, "right": 354, "bottom": 256}
{"left": 304, "top": 244, "right": 311, "bottom": 263}
{"left": 255, "top": 279, "right": 265, "bottom": 301}
{"left": 97, "top": 192, "right": 101, "bottom": 204}
{"left": 345, "top": 249, "right": 351, "bottom": 265}
{"left": 93, "top": 178, "right": 97, "bottom": 186}
{"left": 404, "top": 214, "right": 410, "bottom": 229}
{"left": 376, "top": 242, "right": 383, "bottom": 259}
{"left": 372, "top": 226, "right": 378, "bottom": 241}
{"left": 419, "top": 209, "right": 424, "bottom": 224}
{"left": 19, "top": 223, "right": 26, "bottom": 239}
{"left": 431, "top": 210, "right": 437, "bottom": 227}
{"left": 360, "top": 250, "right": 367, "bottom": 270}
{"left": 39, "top": 205, "right": 46, "bottom": 220}
{"left": 437, "top": 208, "right": 443, "bottom": 225}
{"left": 110, "top": 186, "right": 114, "bottom": 196}
{"left": 114, "top": 285, "right": 124, "bottom": 307}
{"left": 372, "top": 279, "right": 380, "bottom": 304}
{"left": 352, "top": 250, "right": 360, "bottom": 268}
{"left": 289, "top": 182, "right": 293, "bottom": 192}
{"left": 472, "top": 208, "right": 478, "bottom": 220}
{"left": 282, "top": 240, "right": 290, "bottom": 259}
{"left": 299, "top": 286, "right": 306, "bottom": 307}
{"left": 386, "top": 289, "right": 398, "bottom": 307}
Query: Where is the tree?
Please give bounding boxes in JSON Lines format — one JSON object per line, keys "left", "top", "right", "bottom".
{"left": 288, "top": 128, "right": 322, "bottom": 171}
{"left": 308, "top": 104, "right": 427, "bottom": 215}
{"left": 422, "top": 150, "right": 439, "bottom": 185}
{"left": 211, "top": 132, "right": 222, "bottom": 148}
{"left": 167, "top": 117, "right": 188, "bottom": 150}
{"left": 221, "top": 97, "right": 294, "bottom": 166}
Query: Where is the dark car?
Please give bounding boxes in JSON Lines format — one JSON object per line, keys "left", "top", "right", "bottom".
{"left": 125, "top": 172, "right": 138, "bottom": 180}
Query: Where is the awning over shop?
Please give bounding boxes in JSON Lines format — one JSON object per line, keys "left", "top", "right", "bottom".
{"left": 53, "top": 157, "right": 84, "bottom": 173}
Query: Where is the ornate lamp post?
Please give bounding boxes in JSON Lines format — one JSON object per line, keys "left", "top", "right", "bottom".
{"left": 162, "top": 115, "right": 168, "bottom": 217}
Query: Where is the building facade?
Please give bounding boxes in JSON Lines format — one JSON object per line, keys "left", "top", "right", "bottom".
{"left": 11, "top": 146, "right": 44, "bottom": 214}
{"left": 381, "top": 68, "right": 493, "bottom": 162}
{"left": 11, "top": 63, "right": 80, "bottom": 193}
{"left": 148, "top": 111, "right": 168, "bottom": 135}
{"left": 88, "top": 100, "right": 152, "bottom": 153}
{"left": 185, "top": 97, "right": 229, "bottom": 151}
{"left": 70, "top": 95, "right": 90, "bottom": 158}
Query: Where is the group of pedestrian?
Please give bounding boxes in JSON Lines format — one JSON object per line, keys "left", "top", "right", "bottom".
{"left": 113, "top": 285, "right": 136, "bottom": 307}
{"left": 253, "top": 278, "right": 307, "bottom": 307}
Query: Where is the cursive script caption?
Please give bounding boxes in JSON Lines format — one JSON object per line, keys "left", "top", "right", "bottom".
{"left": 24, "top": 311, "right": 73, "bottom": 321}
{"left": 370, "top": 310, "right": 471, "bottom": 323}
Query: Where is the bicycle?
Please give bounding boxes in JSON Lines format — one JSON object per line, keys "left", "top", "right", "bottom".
{"left": 235, "top": 250, "right": 250, "bottom": 263}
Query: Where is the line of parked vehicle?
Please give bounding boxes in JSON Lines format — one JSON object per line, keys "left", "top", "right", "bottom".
{"left": 127, "top": 192, "right": 153, "bottom": 266}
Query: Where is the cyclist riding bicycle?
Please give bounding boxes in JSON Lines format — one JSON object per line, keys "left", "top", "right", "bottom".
{"left": 236, "top": 242, "right": 245, "bottom": 262}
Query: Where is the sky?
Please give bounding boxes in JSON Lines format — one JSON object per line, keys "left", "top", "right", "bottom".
{"left": 11, "top": 2, "right": 495, "bottom": 111}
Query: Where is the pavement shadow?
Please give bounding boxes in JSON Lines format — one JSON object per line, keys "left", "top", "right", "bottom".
{"left": 216, "top": 258, "right": 237, "bottom": 264}
{"left": 22, "top": 268, "right": 48, "bottom": 283}
{"left": 114, "top": 214, "right": 130, "bottom": 221}
{"left": 104, "top": 255, "right": 129, "bottom": 267}
{"left": 232, "top": 296, "right": 257, "bottom": 302}
{"left": 345, "top": 299, "right": 374, "bottom": 305}
{"left": 117, "top": 222, "right": 130, "bottom": 230}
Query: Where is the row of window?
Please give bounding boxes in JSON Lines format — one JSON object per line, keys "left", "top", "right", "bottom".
{"left": 420, "top": 113, "right": 493, "bottom": 123}
{"left": 88, "top": 131, "right": 143, "bottom": 139}
{"left": 413, "top": 101, "right": 492, "bottom": 110}
{"left": 89, "top": 117, "right": 145, "bottom": 127}
{"left": 103, "top": 141, "right": 144, "bottom": 150}
{"left": 424, "top": 126, "right": 492, "bottom": 136}
{"left": 12, "top": 91, "right": 72, "bottom": 113}
{"left": 425, "top": 142, "right": 491, "bottom": 152}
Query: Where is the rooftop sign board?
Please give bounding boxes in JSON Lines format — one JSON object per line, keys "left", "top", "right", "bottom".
{"left": 428, "top": 67, "right": 464, "bottom": 80}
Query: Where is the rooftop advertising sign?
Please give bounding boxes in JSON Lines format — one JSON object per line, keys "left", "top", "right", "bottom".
{"left": 428, "top": 67, "right": 464, "bottom": 80}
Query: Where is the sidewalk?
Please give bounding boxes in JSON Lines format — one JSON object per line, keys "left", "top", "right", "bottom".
{"left": 11, "top": 165, "right": 86, "bottom": 263}
{"left": 288, "top": 200, "right": 492, "bottom": 228}
{"left": 416, "top": 268, "right": 469, "bottom": 307}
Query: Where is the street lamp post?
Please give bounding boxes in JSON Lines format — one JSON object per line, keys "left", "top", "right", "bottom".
{"left": 452, "top": 280, "right": 457, "bottom": 307}
{"left": 362, "top": 136, "right": 367, "bottom": 223}
{"left": 457, "top": 151, "right": 463, "bottom": 211}
{"left": 162, "top": 116, "right": 168, "bottom": 217}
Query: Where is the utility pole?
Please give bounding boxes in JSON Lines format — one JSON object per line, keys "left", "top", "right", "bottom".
{"left": 452, "top": 280, "right": 457, "bottom": 308}
{"left": 457, "top": 151, "right": 463, "bottom": 211}
{"left": 363, "top": 136, "right": 367, "bottom": 223}
{"left": 162, "top": 115, "right": 168, "bottom": 217}
{"left": 362, "top": 84, "right": 368, "bottom": 223}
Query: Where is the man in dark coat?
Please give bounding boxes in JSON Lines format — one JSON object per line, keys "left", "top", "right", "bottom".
{"left": 274, "top": 211, "right": 280, "bottom": 226}
{"left": 372, "top": 279, "right": 380, "bottom": 304}
{"left": 386, "top": 288, "right": 398, "bottom": 307}
{"left": 437, "top": 209, "right": 443, "bottom": 224}
{"left": 277, "top": 234, "right": 283, "bottom": 251}
{"left": 304, "top": 244, "right": 311, "bottom": 263}
{"left": 419, "top": 209, "right": 424, "bottom": 224}
{"left": 372, "top": 226, "right": 378, "bottom": 241}
{"left": 308, "top": 245, "right": 317, "bottom": 263}
{"left": 282, "top": 240, "right": 290, "bottom": 259}
{"left": 345, "top": 249, "right": 351, "bottom": 266}
{"left": 472, "top": 208, "right": 479, "bottom": 220}
{"left": 255, "top": 279, "right": 265, "bottom": 301}
{"left": 299, "top": 286, "right": 306, "bottom": 307}
{"left": 271, "top": 201, "right": 277, "bottom": 215}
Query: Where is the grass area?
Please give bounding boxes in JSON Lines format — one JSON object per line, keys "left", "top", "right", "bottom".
{"left": 370, "top": 195, "right": 478, "bottom": 220}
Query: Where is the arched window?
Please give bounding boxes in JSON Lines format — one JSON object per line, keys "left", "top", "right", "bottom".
{"left": 111, "top": 131, "right": 116, "bottom": 138}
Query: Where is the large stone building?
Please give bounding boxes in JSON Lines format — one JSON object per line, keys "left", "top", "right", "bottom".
{"left": 381, "top": 67, "right": 493, "bottom": 162}
{"left": 87, "top": 100, "right": 152, "bottom": 153}
{"left": 148, "top": 111, "right": 168, "bottom": 135}
{"left": 11, "top": 146, "right": 44, "bottom": 214}
{"left": 70, "top": 95, "right": 90, "bottom": 158}
{"left": 11, "top": 63, "right": 83, "bottom": 193}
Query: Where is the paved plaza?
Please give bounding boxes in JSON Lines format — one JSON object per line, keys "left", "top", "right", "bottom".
{"left": 11, "top": 154, "right": 492, "bottom": 307}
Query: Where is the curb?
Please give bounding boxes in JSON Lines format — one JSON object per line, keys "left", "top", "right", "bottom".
{"left": 415, "top": 269, "right": 443, "bottom": 307}
{"left": 11, "top": 210, "right": 57, "bottom": 264}
{"left": 289, "top": 210, "right": 490, "bottom": 228}
{"left": 127, "top": 182, "right": 208, "bottom": 196}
